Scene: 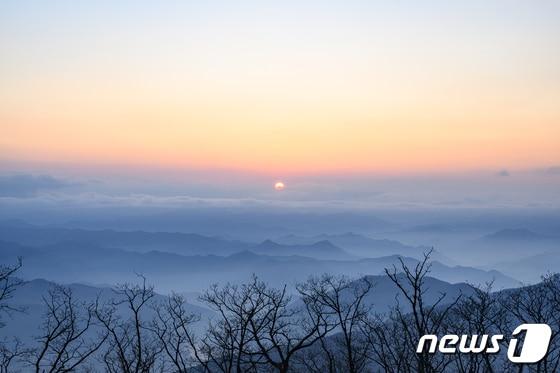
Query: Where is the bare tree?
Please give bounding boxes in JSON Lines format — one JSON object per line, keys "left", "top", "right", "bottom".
{"left": 198, "top": 276, "right": 334, "bottom": 373}
{"left": 0, "top": 338, "right": 32, "bottom": 373}
{"left": 95, "top": 276, "right": 162, "bottom": 373}
{"left": 33, "top": 285, "right": 107, "bottom": 373}
{"left": 4, "top": 255, "right": 560, "bottom": 372}
{"left": 296, "top": 274, "right": 373, "bottom": 373}
{"left": 363, "top": 311, "right": 416, "bottom": 373}
{"left": 542, "top": 274, "right": 560, "bottom": 372}
{"left": 0, "top": 257, "right": 24, "bottom": 325}
{"left": 448, "top": 282, "right": 506, "bottom": 373}
{"left": 151, "top": 293, "right": 202, "bottom": 372}
{"left": 500, "top": 274, "right": 560, "bottom": 373}
{"left": 198, "top": 276, "right": 268, "bottom": 373}
{"left": 378, "top": 250, "right": 460, "bottom": 373}
{"left": 246, "top": 277, "right": 333, "bottom": 373}
{"left": 0, "top": 258, "right": 29, "bottom": 372}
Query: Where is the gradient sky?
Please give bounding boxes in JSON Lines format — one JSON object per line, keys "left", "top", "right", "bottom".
{"left": 1, "top": 0, "right": 559, "bottom": 176}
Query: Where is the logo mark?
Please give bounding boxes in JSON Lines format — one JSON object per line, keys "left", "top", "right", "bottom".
{"left": 508, "top": 324, "right": 552, "bottom": 363}
{"left": 417, "top": 323, "right": 552, "bottom": 363}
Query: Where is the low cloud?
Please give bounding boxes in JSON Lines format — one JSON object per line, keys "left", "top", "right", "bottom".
{"left": 0, "top": 174, "right": 73, "bottom": 197}
{"left": 497, "top": 169, "right": 510, "bottom": 177}
{"left": 545, "top": 166, "right": 560, "bottom": 175}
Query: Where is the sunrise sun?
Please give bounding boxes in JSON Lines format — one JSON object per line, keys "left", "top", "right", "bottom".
{"left": 274, "top": 181, "right": 285, "bottom": 191}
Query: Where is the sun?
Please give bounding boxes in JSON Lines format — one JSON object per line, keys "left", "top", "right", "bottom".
{"left": 274, "top": 181, "right": 285, "bottom": 191}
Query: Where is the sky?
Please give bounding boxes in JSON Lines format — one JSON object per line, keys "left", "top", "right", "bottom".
{"left": 0, "top": 0, "right": 559, "bottom": 208}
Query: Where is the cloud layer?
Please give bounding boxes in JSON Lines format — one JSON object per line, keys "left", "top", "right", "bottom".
{"left": 0, "top": 174, "right": 72, "bottom": 197}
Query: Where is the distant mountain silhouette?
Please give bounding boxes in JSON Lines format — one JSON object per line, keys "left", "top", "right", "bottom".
{"left": 345, "top": 274, "right": 475, "bottom": 314}
{"left": 1, "top": 273, "right": 478, "bottom": 357}
{"left": 403, "top": 224, "right": 465, "bottom": 233}
{"left": 482, "top": 228, "right": 549, "bottom": 242}
{"left": 0, "top": 222, "right": 355, "bottom": 260}
{"left": 493, "top": 251, "right": 560, "bottom": 283}
{"left": 275, "top": 232, "right": 442, "bottom": 260}
{"left": 252, "top": 239, "right": 352, "bottom": 260}
{"left": 0, "top": 221, "right": 251, "bottom": 255}
{"left": 0, "top": 240, "right": 519, "bottom": 293}
{"left": 0, "top": 222, "right": 461, "bottom": 264}
{"left": 1, "top": 278, "right": 214, "bottom": 344}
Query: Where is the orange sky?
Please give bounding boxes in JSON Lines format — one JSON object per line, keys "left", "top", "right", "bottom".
{"left": 1, "top": 1, "right": 559, "bottom": 175}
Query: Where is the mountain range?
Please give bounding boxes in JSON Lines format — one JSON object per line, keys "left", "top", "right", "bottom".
{"left": 0, "top": 239, "right": 518, "bottom": 293}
